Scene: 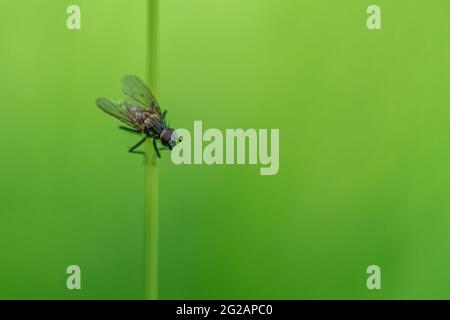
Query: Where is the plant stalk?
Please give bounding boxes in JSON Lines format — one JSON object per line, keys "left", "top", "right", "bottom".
{"left": 144, "top": 0, "right": 159, "bottom": 300}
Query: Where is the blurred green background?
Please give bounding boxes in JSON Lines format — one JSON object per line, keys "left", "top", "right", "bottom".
{"left": 1, "top": 0, "right": 450, "bottom": 299}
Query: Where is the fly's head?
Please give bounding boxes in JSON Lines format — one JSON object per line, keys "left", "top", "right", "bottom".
{"left": 160, "top": 128, "right": 182, "bottom": 150}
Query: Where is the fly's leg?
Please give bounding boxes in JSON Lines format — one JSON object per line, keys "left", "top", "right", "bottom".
{"left": 162, "top": 110, "right": 168, "bottom": 121}
{"left": 129, "top": 137, "right": 147, "bottom": 155}
{"left": 153, "top": 139, "right": 161, "bottom": 158}
{"left": 119, "top": 126, "right": 141, "bottom": 134}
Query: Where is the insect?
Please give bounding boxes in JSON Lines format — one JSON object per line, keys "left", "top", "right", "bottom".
{"left": 96, "top": 75, "right": 180, "bottom": 158}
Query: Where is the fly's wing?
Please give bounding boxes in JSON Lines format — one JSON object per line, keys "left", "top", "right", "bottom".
{"left": 96, "top": 97, "right": 135, "bottom": 126}
{"left": 122, "top": 75, "right": 162, "bottom": 116}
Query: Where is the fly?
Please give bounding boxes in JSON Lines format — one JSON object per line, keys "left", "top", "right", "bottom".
{"left": 96, "top": 75, "right": 180, "bottom": 158}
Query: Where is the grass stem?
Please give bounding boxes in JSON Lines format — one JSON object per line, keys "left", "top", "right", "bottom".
{"left": 144, "top": 0, "right": 159, "bottom": 300}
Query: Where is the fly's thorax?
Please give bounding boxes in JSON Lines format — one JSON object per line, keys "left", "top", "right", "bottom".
{"left": 141, "top": 113, "right": 164, "bottom": 137}
{"left": 130, "top": 110, "right": 150, "bottom": 132}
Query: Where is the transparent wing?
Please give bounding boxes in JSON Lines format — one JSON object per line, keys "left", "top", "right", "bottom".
{"left": 122, "top": 75, "right": 162, "bottom": 115}
{"left": 96, "top": 97, "right": 134, "bottom": 126}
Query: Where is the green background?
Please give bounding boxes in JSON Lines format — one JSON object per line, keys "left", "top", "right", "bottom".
{"left": 1, "top": 0, "right": 450, "bottom": 299}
